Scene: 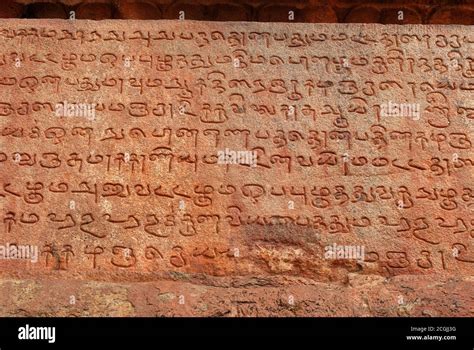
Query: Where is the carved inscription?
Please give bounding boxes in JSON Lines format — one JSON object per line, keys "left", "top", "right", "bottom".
{"left": 0, "top": 20, "right": 472, "bottom": 281}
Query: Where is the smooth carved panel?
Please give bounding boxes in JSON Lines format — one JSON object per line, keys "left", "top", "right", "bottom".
{"left": 0, "top": 20, "right": 473, "bottom": 282}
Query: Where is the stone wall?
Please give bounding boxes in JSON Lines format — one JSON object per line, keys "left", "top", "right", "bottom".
{"left": 0, "top": 0, "right": 473, "bottom": 24}
{"left": 0, "top": 6, "right": 473, "bottom": 317}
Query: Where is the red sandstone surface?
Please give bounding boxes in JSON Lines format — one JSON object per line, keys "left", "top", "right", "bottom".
{"left": 0, "top": 1, "right": 473, "bottom": 24}
{"left": 0, "top": 17, "right": 472, "bottom": 316}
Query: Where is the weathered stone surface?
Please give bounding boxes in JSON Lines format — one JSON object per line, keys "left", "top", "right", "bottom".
{"left": 0, "top": 275, "right": 472, "bottom": 316}
{"left": 4, "top": 1, "right": 474, "bottom": 24}
{"left": 344, "top": 6, "right": 381, "bottom": 23}
{"left": 29, "top": 2, "right": 67, "bottom": 19}
{"left": 429, "top": 6, "right": 474, "bottom": 25}
{"left": 303, "top": 6, "right": 338, "bottom": 23}
{"left": 0, "top": 0, "right": 24, "bottom": 18}
{"left": 212, "top": 4, "right": 252, "bottom": 22}
{"left": 116, "top": 1, "right": 162, "bottom": 20}
{"left": 0, "top": 20, "right": 473, "bottom": 316}
{"left": 76, "top": 3, "right": 113, "bottom": 20}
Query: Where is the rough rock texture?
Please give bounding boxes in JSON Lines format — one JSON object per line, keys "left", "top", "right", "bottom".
{"left": 0, "top": 19, "right": 473, "bottom": 316}
{"left": 2, "top": 1, "right": 474, "bottom": 24}
{"left": 0, "top": 276, "right": 472, "bottom": 316}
